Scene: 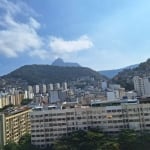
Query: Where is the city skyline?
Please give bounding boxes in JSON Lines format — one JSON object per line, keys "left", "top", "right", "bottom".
{"left": 0, "top": 0, "right": 150, "bottom": 75}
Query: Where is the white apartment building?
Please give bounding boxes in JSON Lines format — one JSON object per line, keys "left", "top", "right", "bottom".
{"left": 101, "top": 81, "right": 107, "bottom": 91}
{"left": 48, "top": 91, "right": 59, "bottom": 103}
{"left": 107, "top": 91, "right": 116, "bottom": 101}
{"left": 143, "top": 77, "right": 150, "bottom": 97}
{"left": 40, "top": 84, "right": 47, "bottom": 94}
{"left": 30, "top": 102, "right": 150, "bottom": 149}
{"left": 133, "top": 76, "right": 150, "bottom": 97}
{"left": 34, "top": 85, "right": 40, "bottom": 94}
{"left": 28, "top": 86, "right": 33, "bottom": 93}
{"left": 106, "top": 88, "right": 125, "bottom": 101}
{"left": 62, "top": 82, "right": 67, "bottom": 91}
{"left": 54, "top": 83, "right": 61, "bottom": 90}
{"left": 47, "top": 84, "right": 54, "bottom": 92}
{"left": 24, "top": 90, "right": 34, "bottom": 99}
{"left": 133, "top": 76, "right": 145, "bottom": 96}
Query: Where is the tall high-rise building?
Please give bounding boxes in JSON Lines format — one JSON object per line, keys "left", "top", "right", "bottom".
{"left": 54, "top": 83, "right": 61, "bottom": 90}
{"left": 133, "top": 76, "right": 145, "bottom": 96}
{"left": 33, "top": 85, "right": 40, "bottom": 94}
{"left": 40, "top": 84, "right": 47, "bottom": 94}
{"left": 62, "top": 82, "right": 67, "bottom": 91}
{"left": 101, "top": 81, "right": 107, "bottom": 91}
{"left": 28, "top": 86, "right": 33, "bottom": 93}
{"left": 143, "top": 77, "right": 150, "bottom": 97}
{"left": 133, "top": 76, "right": 150, "bottom": 97}
{"left": 47, "top": 84, "right": 53, "bottom": 92}
{"left": 48, "top": 90, "right": 59, "bottom": 103}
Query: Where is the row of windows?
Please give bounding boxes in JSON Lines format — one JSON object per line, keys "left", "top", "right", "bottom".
{"left": 107, "top": 125, "right": 124, "bottom": 129}
{"left": 32, "top": 128, "right": 67, "bottom": 132}
{"left": 107, "top": 110, "right": 122, "bottom": 113}
{"left": 31, "top": 126, "right": 89, "bottom": 133}
{"left": 31, "top": 116, "right": 150, "bottom": 127}
{"left": 31, "top": 111, "right": 150, "bottom": 122}
{"left": 31, "top": 108, "right": 150, "bottom": 123}
{"left": 32, "top": 138, "right": 54, "bottom": 143}
{"left": 31, "top": 112, "right": 74, "bottom": 118}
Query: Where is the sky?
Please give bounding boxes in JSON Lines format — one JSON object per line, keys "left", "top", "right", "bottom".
{"left": 0, "top": 0, "right": 150, "bottom": 75}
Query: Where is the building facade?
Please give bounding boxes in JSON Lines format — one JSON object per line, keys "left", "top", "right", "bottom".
{"left": 31, "top": 103, "right": 150, "bottom": 148}
{"left": 0, "top": 108, "right": 32, "bottom": 147}
{"left": 133, "top": 76, "right": 145, "bottom": 96}
{"left": 0, "top": 92, "right": 24, "bottom": 109}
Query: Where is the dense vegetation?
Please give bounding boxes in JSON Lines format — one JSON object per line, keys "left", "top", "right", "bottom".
{"left": 2, "top": 65, "right": 105, "bottom": 85}
{"left": 4, "top": 129, "right": 150, "bottom": 150}
{"left": 112, "top": 58, "right": 150, "bottom": 90}
{"left": 21, "top": 98, "right": 33, "bottom": 105}
{"left": 3, "top": 134, "right": 38, "bottom": 150}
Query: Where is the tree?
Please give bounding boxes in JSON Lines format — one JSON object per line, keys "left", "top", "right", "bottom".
{"left": 18, "top": 133, "right": 40, "bottom": 150}
{"left": 4, "top": 142, "right": 19, "bottom": 150}
{"left": 100, "top": 141, "right": 119, "bottom": 150}
{"left": 21, "top": 99, "right": 33, "bottom": 105}
{"left": 118, "top": 129, "right": 137, "bottom": 150}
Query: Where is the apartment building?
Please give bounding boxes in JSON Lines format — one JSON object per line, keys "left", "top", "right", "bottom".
{"left": 133, "top": 76, "right": 150, "bottom": 97}
{"left": 133, "top": 76, "right": 144, "bottom": 96}
{"left": 0, "top": 107, "right": 32, "bottom": 147}
{"left": 0, "top": 92, "right": 24, "bottom": 109}
{"left": 0, "top": 93, "right": 10, "bottom": 109}
{"left": 30, "top": 102, "right": 150, "bottom": 149}
{"left": 143, "top": 77, "right": 150, "bottom": 97}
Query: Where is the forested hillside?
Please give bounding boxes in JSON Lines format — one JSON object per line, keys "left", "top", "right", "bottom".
{"left": 113, "top": 59, "right": 150, "bottom": 90}
{"left": 2, "top": 65, "right": 106, "bottom": 85}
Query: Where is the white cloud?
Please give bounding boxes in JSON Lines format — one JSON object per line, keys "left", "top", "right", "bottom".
{"left": 29, "top": 49, "right": 49, "bottom": 59}
{"left": 0, "top": 0, "right": 21, "bottom": 15}
{"left": 29, "top": 17, "right": 41, "bottom": 29}
{"left": 0, "top": 0, "right": 37, "bottom": 17}
{"left": 0, "top": 0, "right": 93, "bottom": 60}
{"left": 0, "top": 0, "right": 44, "bottom": 58}
{"left": 49, "top": 35, "right": 93, "bottom": 54}
{"left": 0, "top": 15, "right": 43, "bottom": 57}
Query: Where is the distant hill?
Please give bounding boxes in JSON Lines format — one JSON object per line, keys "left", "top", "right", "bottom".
{"left": 112, "top": 59, "right": 150, "bottom": 90}
{"left": 99, "top": 64, "right": 138, "bottom": 78}
{"left": 2, "top": 65, "right": 106, "bottom": 85}
{"left": 99, "top": 69, "right": 122, "bottom": 79}
{"left": 52, "top": 58, "right": 80, "bottom": 67}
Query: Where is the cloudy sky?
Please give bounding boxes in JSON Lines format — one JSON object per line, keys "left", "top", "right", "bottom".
{"left": 0, "top": 0, "right": 150, "bottom": 75}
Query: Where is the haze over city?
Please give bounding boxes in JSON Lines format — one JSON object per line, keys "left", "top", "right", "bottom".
{"left": 0, "top": 0, "right": 150, "bottom": 75}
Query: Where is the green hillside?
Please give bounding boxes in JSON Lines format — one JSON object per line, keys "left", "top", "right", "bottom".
{"left": 2, "top": 65, "right": 105, "bottom": 85}
{"left": 113, "top": 59, "right": 150, "bottom": 90}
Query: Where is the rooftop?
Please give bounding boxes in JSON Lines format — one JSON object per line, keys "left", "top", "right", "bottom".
{"left": 3, "top": 106, "right": 31, "bottom": 116}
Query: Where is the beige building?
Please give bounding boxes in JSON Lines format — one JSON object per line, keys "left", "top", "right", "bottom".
{"left": 0, "top": 92, "right": 24, "bottom": 109}
{"left": 0, "top": 94, "right": 10, "bottom": 109}
{"left": 30, "top": 102, "right": 150, "bottom": 149}
{"left": 0, "top": 107, "right": 32, "bottom": 147}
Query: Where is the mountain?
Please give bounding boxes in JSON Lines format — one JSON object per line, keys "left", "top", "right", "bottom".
{"left": 1, "top": 65, "right": 106, "bottom": 86}
{"left": 99, "top": 64, "right": 138, "bottom": 78}
{"left": 112, "top": 59, "right": 150, "bottom": 90}
{"left": 99, "top": 69, "right": 122, "bottom": 79}
{"left": 52, "top": 58, "right": 80, "bottom": 67}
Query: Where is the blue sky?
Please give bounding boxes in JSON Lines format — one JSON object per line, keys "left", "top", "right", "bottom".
{"left": 0, "top": 0, "right": 150, "bottom": 75}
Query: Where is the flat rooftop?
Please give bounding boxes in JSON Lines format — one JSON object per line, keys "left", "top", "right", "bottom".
{"left": 3, "top": 106, "right": 31, "bottom": 116}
